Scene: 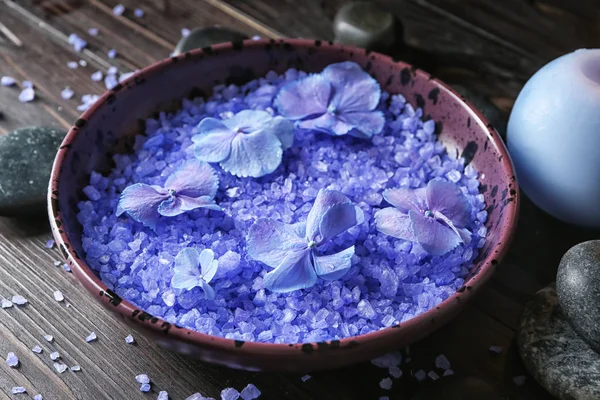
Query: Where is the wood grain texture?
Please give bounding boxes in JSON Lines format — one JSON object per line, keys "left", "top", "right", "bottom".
{"left": 0, "top": 0, "right": 596, "bottom": 399}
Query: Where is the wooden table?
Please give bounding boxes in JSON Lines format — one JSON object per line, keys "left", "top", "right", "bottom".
{"left": 1, "top": 1, "right": 599, "bottom": 399}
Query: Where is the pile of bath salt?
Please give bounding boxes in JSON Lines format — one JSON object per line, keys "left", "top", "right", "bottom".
{"left": 77, "top": 67, "right": 487, "bottom": 343}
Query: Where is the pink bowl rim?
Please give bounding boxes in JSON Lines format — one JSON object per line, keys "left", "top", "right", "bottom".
{"left": 48, "top": 38, "right": 519, "bottom": 358}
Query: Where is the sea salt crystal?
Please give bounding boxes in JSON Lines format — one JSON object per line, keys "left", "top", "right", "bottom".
{"left": 53, "top": 291, "right": 64, "bottom": 302}
{"left": 240, "top": 384, "right": 260, "bottom": 400}
{"left": 68, "top": 33, "right": 87, "bottom": 51}
{"left": 34, "top": 395, "right": 43, "bottom": 400}
{"left": 6, "top": 352, "right": 19, "bottom": 367}
{"left": 71, "top": 365, "right": 81, "bottom": 372}
{"left": 379, "top": 378, "right": 392, "bottom": 390}
{"left": 428, "top": 370, "right": 440, "bottom": 380}
{"left": 85, "top": 332, "right": 97, "bottom": 342}
{"left": 1, "top": 299, "right": 13, "bottom": 308}
{"left": 61, "top": 87, "right": 74, "bottom": 100}
{"left": 45, "top": 239, "right": 55, "bottom": 248}
{"left": 125, "top": 334, "right": 135, "bottom": 344}
{"left": 88, "top": 27, "right": 99, "bottom": 36}
{"left": 388, "top": 366, "right": 402, "bottom": 379}
{"left": 1, "top": 76, "right": 15, "bottom": 86}
{"left": 108, "top": 49, "right": 117, "bottom": 59}
{"left": 12, "top": 387, "right": 27, "bottom": 394}
{"left": 414, "top": 370, "right": 426, "bottom": 382}
{"left": 105, "top": 74, "right": 118, "bottom": 90}
{"left": 113, "top": 4, "right": 125, "bottom": 16}
{"left": 181, "top": 28, "right": 191, "bottom": 37}
{"left": 22, "top": 80, "right": 33, "bottom": 88}
{"left": 50, "top": 351, "right": 60, "bottom": 361}
{"left": 134, "top": 8, "right": 144, "bottom": 17}
{"left": 18, "top": 87, "right": 35, "bottom": 102}
{"left": 512, "top": 375, "right": 526, "bottom": 386}
{"left": 91, "top": 71, "right": 103, "bottom": 82}
{"left": 44, "top": 335, "right": 54, "bottom": 342}
{"left": 301, "top": 375, "right": 311, "bottom": 382}
{"left": 54, "top": 362, "right": 68, "bottom": 373}
{"left": 489, "top": 345, "right": 503, "bottom": 355}
{"left": 12, "top": 295, "right": 28, "bottom": 305}
{"left": 136, "top": 374, "right": 150, "bottom": 384}
{"left": 107, "top": 66, "right": 118, "bottom": 75}
{"left": 220, "top": 387, "right": 239, "bottom": 400}
{"left": 140, "top": 383, "right": 151, "bottom": 392}
{"left": 32, "top": 345, "right": 43, "bottom": 354}
{"left": 62, "top": 264, "right": 72, "bottom": 273}
{"left": 443, "top": 369, "right": 454, "bottom": 377}
{"left": 158, "top": 391, "right": 169, "bottom": 400}
{"left": 67, "top": 61, "right": 78, "bottom": 69}
{"left": 435, "top": 354, "right": 451, "bottom": 370}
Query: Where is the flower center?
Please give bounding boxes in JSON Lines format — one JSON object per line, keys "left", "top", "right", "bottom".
{"left": 327, "top": 104, "right": 337, "bottom": 115}
{"left": 424, "top": 210, "right": 434, "bottom": 218}
{"left": 307, "top": 240, "right": 317, "bottom": 249}
{"left": 168, "top": 189, "right": 177, "bottom": 196}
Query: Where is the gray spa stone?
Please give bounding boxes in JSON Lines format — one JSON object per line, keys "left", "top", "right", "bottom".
{"left": 518, "top": 284, "right": 600, "bottom": 400}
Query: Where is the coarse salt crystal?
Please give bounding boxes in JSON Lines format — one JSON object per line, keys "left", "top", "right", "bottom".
{"left": 45, "top": 239, "right": 55, "bottom": 248}
{"left": 88, "top": 28, "right": 99, "bottom": 36}
{"left": 136, "top": 374, "right": 150, "bottom": 384}
{"left": 113, "top": 4, "right": 125, "bottom": 16}
{"left": 53, "top": 290, "right": 64, "bottom": 302}
{"left": 443, "top": 369, "right": 454, "bottom": 377}
{"left": 6, "top": 352, "right": 19, "bottom": 367}
{"left": 414, "top": 370, "right": 426, "bottom": 382}
{"left": 32, "top": 345, "right": 43, "bottom": 354}
{"left": 71, "top": 365, "right": 81, "bottom": 372}
{"left": 435, "top": 354, "right": 451, "bottom": 370}
{"left": 67, "top": 61, "right": 78, "bottom": 69}
{"left": 1, "top": 76, "right": 15, "bottom": 86}
{"left": 85, "top": 332, "right": 97, "bottom": 342}
{"left": 18, "top": 87, "right": 35, "bottom": 102}
{"left": 44, "top": 335, "right": 54, "bottom": 342}
{"left": 157, "top": 391, "right": 169, "bottom": 400}
{"left": 1, "top": 299, "right": 13, "bottom": 308}
{"left": 50, "top": 351, "right": 60, "bottom": 361}
{"left": 489, "top": 345, "right": 503, "bottom": 354}
{"left": 301, "top": 375, "right": 311, "bottom": 382}
{"left": 428, "top": 370, "right": 440, "bottom": 380}
{"left": 140, "top": 383, "right": 151, "bottom": 392}
{"left": 62, "top": 264, "right": 72, "bottom": 273}
{"left": 134, "top": 8, "right": 144, "bottom": 17}
{"left": 91, "top": 71, "right": 103, "bottom": 81}
{"left": 12, "top": 295, "right": 28, "bottom": 305}
{"left": 54, "top": 362, "right": 68, "bottom": 373}
{"left": 388, "top": 366, "right": 402, "bottom": 379}
{"left": 61, "top": 87, "right": 74, "bottom": 100}
{"left": 34, "top": 395, "right": 43, "bottom": 400}
{"left": 12, "top": 387, "right": 27, "bottom": 394}
{"left": 125, "top": 334, "right": 135, "bottom": 344}
{"left": 220, "top": 387, "right": 240, "bottom": 400}
{"left": 239, "top": 383, "right": 260, "bottom": 400}
{"left": 108, "top": 49, "right": 117, "bottom": 59}
{"left": 181, "top": 28, "right": 191, "bottom": 37}
{"left": 379, "top": 377, "right": 392, "bottom": 390}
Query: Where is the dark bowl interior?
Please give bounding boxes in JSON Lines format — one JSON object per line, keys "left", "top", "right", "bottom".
{"left": 48, "top": 39, "right": 518, "bottom": 372}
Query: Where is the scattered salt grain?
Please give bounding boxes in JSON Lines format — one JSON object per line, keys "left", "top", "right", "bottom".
{"left": 53, "top": 290, "right": 64, "bottom": 302}
{"left": 12, "top": 295, "right": 28, "bottom": 305}
{"left": 125, "top": 334, "right": 135, "bottom": 344}
{"left": 240, "top": 383, "right": 261, "bottom": 400}
{"left": 91, "top": 71, "right": 103, "bottom": 82}
{"left": 134, "top": 8, "right": 144, "bottom": 17}
{"left": 414, "top": 370, "right": 426, "bottom": 382}
{"left": 1, "top": 76, "right": 15, "bottom": 86}
{"left": 32, "top": 345, "right": 43, "bottom": 354}
{"left": 140, "top": 383, "right": 151, "bottom": 392}
{"left": 379, "top": 378, "right": 392, "bottom": 390}
{"left": 108, "top": 49, "right": 117, "bottom": 59}
{"left": 443, "top": 369, "right": 454, "bottom": 377}
{"left": 34, "top": 395, "right": 43, "bottom": 400}
{"left": 62, "top": 264, "right": 72, "bottom": 273}
{"left": 6, "top": 352, "right": 19, "bottom": 367}
{"left": 1, "top": 299, "right": 13, "bottom": 308}
{"left": 186, "top": 394, "right": 210, "bottom": 400}
{"left": 371, "top": 352, "right": 402, "bottom": 368}
{"left": 220, "top": 387, "right": 240, "bottom": 400}
{"left": 88, "top": 28, "right": 99, "bottom": 36}
{"left": 512, "top": 375, "right": 526, "bottom": 386}
{"left": 157, "top": 391, "right": 169, "bottom": 400}
{"left": 71, "top": 365, "right": 81, "bottom": 372}
{"left": 136, "top": 374, "right": 150, "bottom": 384}
{"left": 54, "top": 362, "right": 68, "bottom": 373}
{"left": 104, "top": 74, "right": 118, "bottom": 90}
{"left": 79, "top": 60, "right": 87, "bottom": 67}
{"left": 18, "top": 87, "right": 35, "bottom": 102}
{"left": 67, "top": 61, "right": 78, "bottom": 69}
{"left": 45, "top": 239, "right": 55, "bottom": 248}
{"left": 50, "top": 351, "right": 60, "bottom": 361}
{"left": 388, "top": 366, "right": 402, "bottom": 379}
{"left": 85, "top": 332, "right": 97, "bottom": 342}
{"left": 44, "top": 335, "right": 54, "bottom": 342}
{"left": 22, "top": 80, "right": 33, "bottom": 88}
{"left": 107, "top": 66, "right": 118, "bottom": 75}
{"left": 61, "top": 87, "right": 74, "bottom": 100}
{"left": 54, "top": 260, "right": 61, "bottom": 267}
{"left": 301, "top": 375, "right": 311, "bottom": 382}
{"left": 68, "top": 33, "right": 87, "bottom": 52}
{"left": 181, "top": 28, "right": 191, "bottom": 37}
{"left": 11, "top": 387, "right": 27, "bottom": 394}
{"left": 428, "top": 370, "right": 440, "bottom": 380}
{"left": 113, "top": 4, "right": 125, "bottom": 16}
{"left": 435, "top": 354, "right": 451, "bottom": 370}
{"left": 489, "top": 345, "right": 503, "bottom": 355}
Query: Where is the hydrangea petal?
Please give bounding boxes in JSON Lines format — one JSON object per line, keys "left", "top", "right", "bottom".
{"left": 164, "top": 159, "right": 219, "bottom": 198}
{"left": 171, "top": 273, "right": 200, "bottom": 290}
{"left": 117, "top": 183, "right": 168, "bottom": 228}
{"left": 157, "top": 196, "right": 184, "bottom": 217}
{"left": 374, "top": 207, "right": 415, "bottom": 241}
{"left": 274, "top": 74, "right": 331, "bottom": 120}
{"left": 225, "top": 109, "right": 272, "bottom": 133}
{"left": 306, "top": 189, "right": 357, "bottom": 241}
{"left": 433, "top": 211, "right": 472, "bottom": 245}
{"left": 200, "top": 279, "right": 216, "bottom": 300}
{"left": 426, "top": 179, "right": 472, "bottom": 228}
{"left": 298, "top": 113, "right": 353, "bottom": 136}
{"left": 322, "top": 61, "right": 381, "bottom": 113}
{"left": 382, "top": 188, "right": 423, "bottom": 213}
{"left": 340, "top": 111, "right": 385, "bottom": 138}
{"left": 313, "top": 246, "right": 354, "bottom": 280}
{"left": 263, "top": 249, "right": 315, "bottom": 293}
{"left": 174, "top": 248, "right": 201, "bottom": 276}
{"left": 264, "top": 115, "right": 295, "bottom": 150}
{"left": 176, "top": 195, "right": 222, "bottom": 212}
{"left": 409, "top": 210, "right": 461, "bottom": 256}
{"left": 220, "top": 130, "right": 283, "bottom": 178}
{"left": 247, "top": 219, "right": 307, "bottom": 269}
{"left": 192, "top": 118, "right": 235, "bottom": 162}
{"left": 318, "top": 203, "right": 363, "bottom": 243}
{"left": 202, "top": 259, "right": 219, "bottom": 283}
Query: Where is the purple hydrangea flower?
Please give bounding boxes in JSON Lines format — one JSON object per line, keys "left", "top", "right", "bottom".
{"left": 171, "top": 248, "right": 218, "bottom": 299}
{"left": 192, "top": 110, "right": 294, "bottom": 178}
{"left": 375, "top": 179, "right": 472, "bottom": 256}
{"left": 247, "top": 189, "right": 363, "bottom": 292}
{"left": 275, "top": 61, "right": 384, "bottom": 138}
{"left": 117, "top": 159, "right": 221, "bottom": 229}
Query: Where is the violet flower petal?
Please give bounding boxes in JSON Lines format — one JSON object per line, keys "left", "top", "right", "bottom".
{"left": 176, "top": 195, "right": 222, "bottom": 212}
{"left": 426, "top": 179, "right": 472, "bottom": 228}
{"left": 263, "top": 249, "right": 315, "bottom": 293}
{"left": 433, "top": 211, "right": 472, "bottom": 246}
{"left": 374, "top": 207, "right": 416, "bottom": 241}
{"left": 297, "top": 112, "right": 351, "bottom": 136}
{"left": 247, "top": 219, "right": 307, "bottom": 269}
{"left": 409, "top": 210, "right": 461, "bottom": 255}
{"left": 263, "top": 115, "right": 295, "bottom": 150}
{"left": 192, "top": 118, "right": 236, "bottom": 162}
{"left": 199, "top": 249, "right": 218, "bottom": 283}
{"left": 199, "top": 279, "right": 216, "bottom": 300}
{"left": 117, "top": 183, "right": 169, "bottom": 228}
{"left": 220, "top": 130, "right": 283, "bottom": 178}
{"left": 172, "top": 248, "right": 202, "bottom": 290}
{"left": 305, "top": 189, "right": 359, "bottom": 242}
{"left": 313, "top": 246, "right": 354, "bottom": 280}
{"left": 224, "top": 109, "right": 272, "bottom": 132}
{"left": 321, "top": 61, "right": 381, "bottom": 113}
{"left": 164, "top": 159, "right": 218, "bottom": 198}
{"left": 274, "top": 74, "right": 330, "bottom": 120}
{"left": 339, "top": 111, "right": 385, "bottom": 138}
{"left": 171, "top": 274, "right": 200, "bottom": 291}
{"left": 382, "top": 188, "right": 424, "bottom": 213}
{"left": 156, "top": 196, "right": 185, "bottom": 217}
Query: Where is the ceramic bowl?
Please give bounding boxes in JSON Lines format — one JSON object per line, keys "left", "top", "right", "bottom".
{"left": 48, "top": 39, "right": 518, "bottom": 372}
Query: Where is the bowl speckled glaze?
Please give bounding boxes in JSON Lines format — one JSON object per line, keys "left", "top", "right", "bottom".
{"left": 48, "top": 39, "right": 518, "bottom": 372}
